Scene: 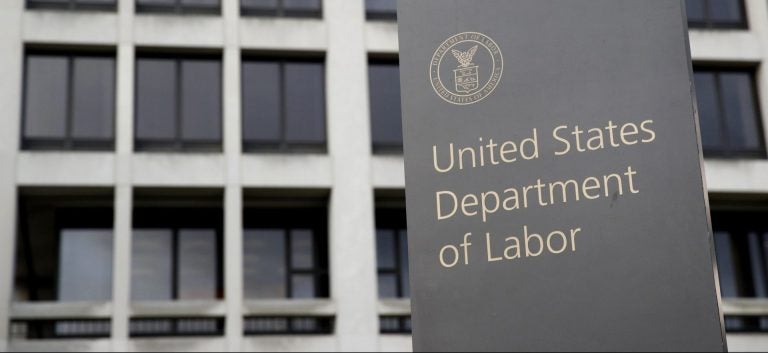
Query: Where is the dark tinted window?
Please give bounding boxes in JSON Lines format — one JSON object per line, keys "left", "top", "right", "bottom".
{"left": 712, "top": 211, "right": 768, "bottom": 332}
{"left": 23, "top": 52, "right": 115, "bottom": 150}
{"left": 132, "top": 206, "right": 223, "bottom": 301}
{"left": 376, "top": 208, "right": 409, "bottom": 299}
{"left": 27, "top": 0, "right": 116, "bottom": 11}
{"left": 136, "top": 0, "right": 220, "bottom": 14}
{"left": 241, "top": 0, "right": 322, "bottom": 17}
{"left": 14, "top": 193, "right": 114, "bottom": 302}
{"left": 686, "top": 0, "right": 746, "bottom": 29}
{"left": 243, "top": 208, "right": 329, "bottom": 299}
{"left": 369, "top": 61, "right": 402, "bottom": 153}
{"left": 242, "top": 58, "right": 326, "bottom": 152}
{"left": 366, "top": 0, "right": 396, "bottom": 20}
{"left": 135, "top": 55, "right": 222, "bottom": 151}
{"left": 693, "top": 69, "right": 764, "bottom": 158}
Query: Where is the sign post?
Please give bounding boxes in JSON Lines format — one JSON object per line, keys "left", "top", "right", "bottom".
{"left": 397, "top": 0, "right": 727, "bottom": 351}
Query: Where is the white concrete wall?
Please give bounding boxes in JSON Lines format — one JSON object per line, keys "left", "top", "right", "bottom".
{"left": 3, "top": 0, "right": 768, "bottom": 351}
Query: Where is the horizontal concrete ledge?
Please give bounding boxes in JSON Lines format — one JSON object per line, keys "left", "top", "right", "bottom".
{"left": 11, "top": 302, "right": 112, "bottom": 319}
{"left": 134, "top": 15, "right": 224, "bottom": 49}
{"left": 240, "top": 18, "right": 328, "bottom": 52}
{"left": 9, "top": 338, "right": 112, "bottom": 353}
{"left": 705, "top": 160, "right": 768, "bottom": 194}
{"left": 377, "top": 299, "right": 411, "bottom": 316}
{"left": 23, "top": 11, "right": 118, "bottom": 46}
{"left": 371, "top": 155, "right": 405, "bottom": 189}
{"left": 722, "top": 299, "right": 768, "bottom": 316}
{"left": 130, "top": 301, "right": 226, "bottom": 318}
{"left": 689, "top": 29, "right": 763, "bottom": 63}
{"left": 366, "top": 21, "right": 399, "bottom": 54}
{"left": 133, "top": 153, "right": 226, "bottom": 187}
{"left": 242, "top": 299, "right": 336, "bottom": 316}
{"left": 241, "top": 154, "right": 333, "bottom": 188}
{"left": 17, "top": 152, "right": 115, "bottom": 187}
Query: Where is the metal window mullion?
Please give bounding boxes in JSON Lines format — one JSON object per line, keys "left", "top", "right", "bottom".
{"left": 279, "top": 61, "right": 288, "bottom": 150}
{"left": 175, "top": 59, "right": 183, "bottom": 150}
{"left": 286, "top": 228, "right": 293, "bottom": 299}
{"left": 393, "top": 227, "right": 403, "bottom": 298}
{"left": 172, "top": 229, "right": 180, "bottom": 300}
{"left": 65, "top": 55, "right": 75, "bottom": 149}
{"left": 713, "top": 72, "right": 733, "bottom": 156}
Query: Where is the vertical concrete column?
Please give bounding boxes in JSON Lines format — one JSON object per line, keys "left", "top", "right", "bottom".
{"left": 325, "top": 0, "right": 379, "bottom": 351}
{"left": 0, "top": 1, "right": 23, "bottom": 351}
{"left": 223, "top": 0, "right": 244, "bottom": 350}
{"left": 745, "top": 0, "right": 768, "bottom": 147}
{"left": 112, "top": 0, "right": 136, "bottom": 350}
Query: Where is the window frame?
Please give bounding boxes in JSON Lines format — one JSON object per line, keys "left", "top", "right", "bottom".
{"left": 375, "top": 207, "right": 409, "bottom": 299}
{"left": 241, "top": 56, "right": 328, "bottom": 153}
{"left": 365, "top": 0, "right": 397, "bottom": 21}
{"left": 687, "top": 0, "right": 748, "bottom": 30}
{"left": 240, "top": 0, "right": 323, "bottom": 19}
{"left": 693, "top": 66, "right": 766, "bottom": 159}
{"left": 26, "top": 0, "right": 117, "bottom": 12}
{"left": 22, "top": 49, "right": 117, "bottom": 151}
{"left": 134, "top": 53, "right": 224, "bottom": 153}
{"left": 15, "top": 191, "right": 115, "bottom": 303}
{"left": 243, "top": 207, "right": 330, "bottom": 299}
{"left": 132, "top": 206, "right": 225, "bottom": 301}
{"left": 369, "top": 58, "right": 403, "bottom": 154}
{"left": 136, "top": 0, "right": 221, "bottom": 15}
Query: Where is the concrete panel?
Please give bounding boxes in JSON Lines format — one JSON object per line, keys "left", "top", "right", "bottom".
{"left": 705, "top": 160, "right": 768, "bottom": 193}
{"left": 242, "top": 336, "right": 338, "bottom": 352}
{"left": 689, "top": 30, "right": 762, "bottom": 63}
{"left": 24, "top": 11, "right": 118, "bottom": 45}
{"left": 728, "top": 334, "right": 768, "bottom": 353}
{"left": 10, "top": 339, "right": 113, "bottom": 352}
{"left": 241, "top": 155, "right": 333, "bottom": 188}
{"left": 134, "top": 15, "right": 224, "bottom": 49}
{"left": 378, "top": 336, "right": 412, "bottom": 352}
{"left": 132, "top": 154, "right": 226, "bottom": 187}
{"left": 17, "top": 152, "right": 115, "bottom": 186}
{"left": 366, "top": 22, "right": 399, "bottom": 54}
{"left": 240, "top": 19, "right": 327, "bottom": 52}
{"left": 129, "top": 338, "right": 227, "bottom": 352}
{"left": 371, "top": 155, "right": 404, "bottom": 189}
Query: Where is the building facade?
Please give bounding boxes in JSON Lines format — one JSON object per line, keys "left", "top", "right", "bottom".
{"left": 0, "top": 0, "right": 767, "bottom": 351}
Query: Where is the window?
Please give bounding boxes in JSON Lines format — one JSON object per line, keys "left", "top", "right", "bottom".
{"left": 241, "top": 0, "right": 322, "bottom": 18}
{"left": 693, "top": 69, "right": 765, "bottom": 158}
{"left": 686, "top": 0, "right": 747, "bottom": 29}
{"left": 376, "top": 207, "right": 409, "bottom": 299}
{"left": 369, "top": 60, "right": 402, "bottom": 153}
{"left": 243, "top": 207, "right": 329, "bottom": 299}
{"left": 27, "top": 0, "right": 116, "bottom": 11}
{"left": 242, "top": 58, "right": 327, "bottom": 152}
{"left": 136, "top": 54, "right": 222, "bottom": 151}
{"left": 23, "top": 51, "right": 115, "bottom": 151}
{"left": 712, "top": 210, "right": 768, "bottom": 332}
{"left": 14, "top": 191, "right": 114, "bottom": 302}
{"left": 130, "top": 318, "right": 224, "bottom": 337}
{"left": 136, "top": 0, "right": 220, "bottom": 14}
{"left": 132, "top": 195, "right": 224, "bottom": 301}
{"left": 11, "top": 320, "right": 112, "bottom": 340}
{"left": 244, "top": 317, "right": 333, "bottom": 335}
{"left": 366, "top": 0, "right": 396, "bottom": 20}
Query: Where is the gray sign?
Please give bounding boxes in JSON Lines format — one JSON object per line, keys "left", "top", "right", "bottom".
{"left": 397, "top": 0, "right": 727, "bottom": 351}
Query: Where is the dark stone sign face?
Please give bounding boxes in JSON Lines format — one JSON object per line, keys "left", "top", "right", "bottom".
{"left": 397, "top": 0, "right": 727, "bottom": 351}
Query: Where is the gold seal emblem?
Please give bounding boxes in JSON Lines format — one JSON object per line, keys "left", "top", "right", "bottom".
{"left": 430, "top": 32, "right": 503, "bottom": 105}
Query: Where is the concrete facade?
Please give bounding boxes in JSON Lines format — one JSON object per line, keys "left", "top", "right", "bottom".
{"left": 1, "top": 0, "right": 768, "bottom": 351}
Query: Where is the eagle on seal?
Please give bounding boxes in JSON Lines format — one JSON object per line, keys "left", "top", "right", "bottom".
{"left": 451, "top": 45, "right": 479, "bottom": 68}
